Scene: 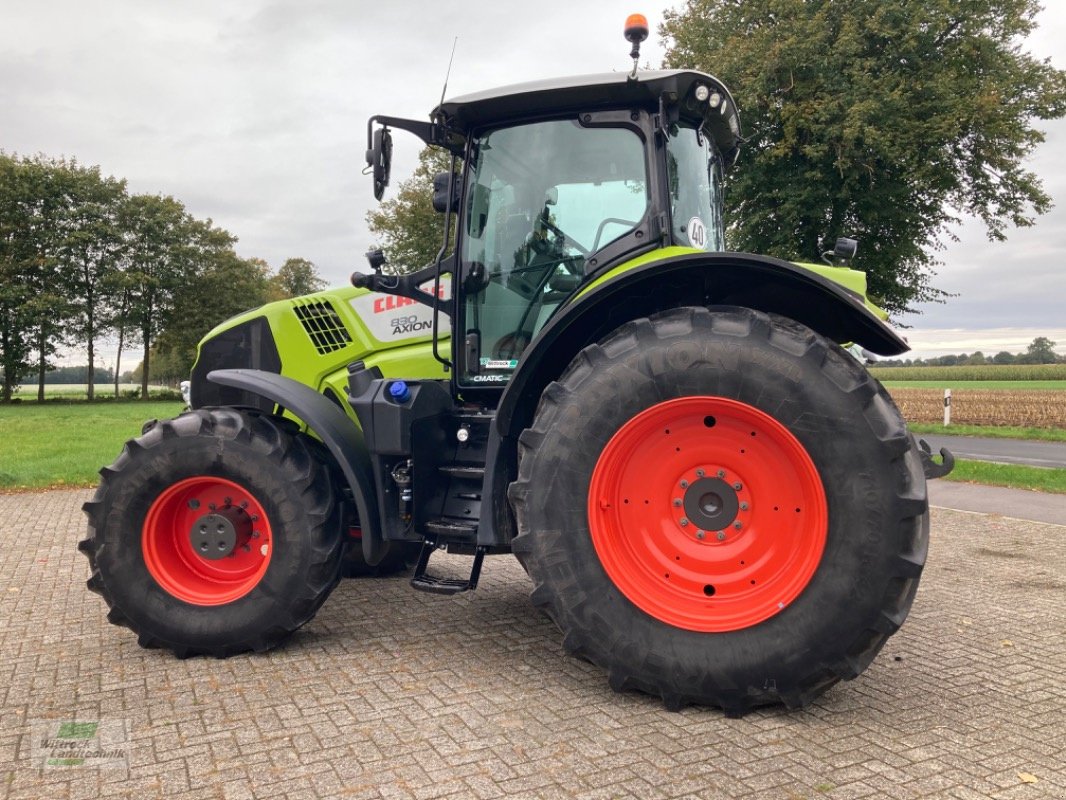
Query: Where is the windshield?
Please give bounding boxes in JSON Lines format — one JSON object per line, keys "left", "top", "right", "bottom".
{"left": 460, "top": 119, "right": 648, "bottom": 383}
{"left": 666, "top": 124, "right": 724, "bottom": 251}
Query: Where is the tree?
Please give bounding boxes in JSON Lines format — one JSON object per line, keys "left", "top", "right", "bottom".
{"left": 0, "top": 154, "right": 37, "bottom": 401}
{"left": 43, "top": 364, "right": 115, "bottom": 384}
{"left": 0, "top": 155, "right": 78, "bottom": 401}
{"left": 272, "top": 257, "right": 326, "bottom": 297}
{"left": 366, "top": 147, "right": 458, "bottom": 274}
{"left": 662, "top": 0, "right": 1066, "bottom": 315}
{"left": 1024, "top": 336, "right": 1057, "bottom": 364}
{"left": 154, "top": 250, "right": 271, "bottom": 382}
{"left": 60, "top": 163, "right": 126, "bottom": 400}
{"left": 117, "top": 194, "right": 199, "bottom": 400}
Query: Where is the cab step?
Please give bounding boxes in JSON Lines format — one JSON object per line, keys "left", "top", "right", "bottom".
{"left": 410, "top": 540, "right": 487, "bottom": 595}
{"left": 424, "top": 518, "right": 478, "bottom": 538}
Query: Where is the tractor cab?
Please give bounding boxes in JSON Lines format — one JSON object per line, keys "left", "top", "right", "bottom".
{"left": 357, "top": 69, "right": 742, "bottom": 387}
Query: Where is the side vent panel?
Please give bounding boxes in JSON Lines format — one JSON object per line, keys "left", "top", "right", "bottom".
{"left": 293, "top": 299, "right": 353, "bottom": 354}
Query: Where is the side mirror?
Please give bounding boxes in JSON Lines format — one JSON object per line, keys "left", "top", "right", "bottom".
{"left": 366, "top": 127, "right": 393, "bottom": 200}
{"left": 821, "top": 236, "right": 858, "bottom": 267}
{"left": 834, "top": 237, "right": 858, "bottom": 264}
{"left": 432, "top": 172, "right": 461, "bottom": 213}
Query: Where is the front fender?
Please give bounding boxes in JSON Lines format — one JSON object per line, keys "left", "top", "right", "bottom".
{"left": 206, "top": 369, "right": 387, "bottom": 566}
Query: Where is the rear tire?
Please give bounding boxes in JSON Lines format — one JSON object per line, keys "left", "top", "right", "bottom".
{"left": 509, "top": 307, "right": 929, "bottom": 714}
{"left": 79, "top": 408, "right": 344, "bottom": 657}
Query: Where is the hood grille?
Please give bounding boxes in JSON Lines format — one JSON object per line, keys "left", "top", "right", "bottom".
{"left": 293, "top": 299, "right": 352, "bottom": 354}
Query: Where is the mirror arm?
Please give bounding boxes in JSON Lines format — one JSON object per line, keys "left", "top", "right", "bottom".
{"left": 366, "top": 115, "right": 463, "bottom": 153}
{"left": 350, "top": 261, "right": 453, "bottom": 318}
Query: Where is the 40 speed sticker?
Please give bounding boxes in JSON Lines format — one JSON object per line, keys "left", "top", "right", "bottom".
{"left": 687, "top": 216, "right": 707, "bottom": 249}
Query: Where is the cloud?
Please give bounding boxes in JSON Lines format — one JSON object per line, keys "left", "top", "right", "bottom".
{"left": 2, "top": 0, "right": 1063, "bottom": 359}
{"left": 895, "top": 328, "right": 1066, "bottom": 360}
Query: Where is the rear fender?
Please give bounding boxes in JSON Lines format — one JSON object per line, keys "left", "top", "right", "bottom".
{"left": 476, "top": 251, "right": 908, "bottom": 547}
{"left": 496, "top": 251, "right": 907, "bottom": 438}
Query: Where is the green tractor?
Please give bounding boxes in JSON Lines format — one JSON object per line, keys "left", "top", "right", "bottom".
{"left": 81, "top": 22, "right": 954, "bottom": 714}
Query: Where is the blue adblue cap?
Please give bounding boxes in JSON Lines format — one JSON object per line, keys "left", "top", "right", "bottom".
{"left": 388, "top": 380, "right": 411, "bottom": 403}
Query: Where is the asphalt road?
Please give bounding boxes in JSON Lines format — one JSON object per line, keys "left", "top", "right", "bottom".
{"left": 928, "top": 480, "right": 1066, "bottom": 527}
{"left": 919, "top": 434, "right": 1066, "bottom": 469}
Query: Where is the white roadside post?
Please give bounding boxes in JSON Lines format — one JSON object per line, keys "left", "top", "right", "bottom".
{"left": 943, "top": 388, "right": 951, "bottom": 426}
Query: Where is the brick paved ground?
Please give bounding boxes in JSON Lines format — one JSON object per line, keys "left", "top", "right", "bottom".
{"left": 1, "top": 489, "right": 1063, "bottom": 800}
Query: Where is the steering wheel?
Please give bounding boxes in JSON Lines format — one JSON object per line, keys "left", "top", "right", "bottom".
{"left": 592, "top": 218, "right": 640, "bottom": 252}
{"left": 539, "top": 217, "right": 589, "bottom": 256}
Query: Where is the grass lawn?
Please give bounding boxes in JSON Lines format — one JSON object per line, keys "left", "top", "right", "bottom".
{"left": 880, "top": 380, "right": 1066, "bottom": 390}
{"left": 908, "top": 422, "right": 1066, "bottom": 442}
{"left": 0, "top": 401, "right": 184, "bottom": 490}
{"left": 943, "top": 459, "right": 1066, "bottom": 495}
{"left": 2, "top": 400, "right": 1064, "bottom": 497}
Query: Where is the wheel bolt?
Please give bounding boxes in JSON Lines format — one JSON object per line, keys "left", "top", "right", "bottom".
{"left": 673, "top": 499, "right": 682, "bottom": 507}
{"left": 223, "top": 497, "right": 232, "bottom": 507}
{"left": 733, "top": 482, "right": 743, "bottom": 491}
{"left": 740, "top": 502, "right": 749, "bottom": 511}
{"left": 188, "top": 499, "right": 200, "bottom": 510}
{"left": 242, "top": 544, "right": 251, "bottom": 552}
{"left": 250, "top": 514, "right": 260, "bottom": 522}
{"left": 240, "top": 501, "right": 248, "bottom": 509}
{"left": 733, "top": 521, "right": 743, "bottom": 530}
{"left": 716, "top": 531, "right": 726, "bottom": 541}
{"left": 717, "top": 469, "right": 726, "bottom": 478}
{"left": 208, "top": 503, "right": 216, "bottom": 511}
{"left": 696, "top": 468, "right": 705, "bottom": 477}
{"left": 696, "top": 531, "right": 705, "bottom": 539}
{"left": 252, "top": 531, "right": 261, "bottom": 539}
{"left": 680, "top": 480, "right": 689, "bottom": 489}
{"left": 679, "top": 518, "right": 689, "bottom": 527}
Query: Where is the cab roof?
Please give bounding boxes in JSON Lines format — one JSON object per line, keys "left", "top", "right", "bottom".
{"left": 433, "top": 69, "right": 742, "bottom": 159}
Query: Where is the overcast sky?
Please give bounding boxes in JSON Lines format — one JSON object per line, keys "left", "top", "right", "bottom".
{"left": 2, "top": 1, "right": 1063, "bottom": 361}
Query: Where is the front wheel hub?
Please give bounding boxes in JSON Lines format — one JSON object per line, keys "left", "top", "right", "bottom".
{"left": 588, "top": 396, "right": 828, "bottom": 632}
{"left": 143, "top": 476, "right": 272, "bottom": 605}
{"left": 189, "top": 508, "right": 252, "bottom": 560}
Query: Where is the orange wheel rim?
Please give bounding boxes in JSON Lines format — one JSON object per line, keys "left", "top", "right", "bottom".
{"left": 587, "top": 397, "right": 828, "bottom": 632}
{"left": 142, "top": 476, "right": 273, "bottom": 605}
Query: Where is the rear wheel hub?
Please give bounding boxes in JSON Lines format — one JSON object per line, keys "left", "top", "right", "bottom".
{"left": 681, "top": 475, "right": 741, "bottom": 535}
{"left": 587, "top": 396, "right": 828, "bottom": 632}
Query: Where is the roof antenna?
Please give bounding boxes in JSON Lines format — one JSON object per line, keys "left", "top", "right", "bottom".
{"left": 438, "top": 36, "right": 459, "bottom": 108}
{"left": 624, "top": 14, "right": 649, "bottom": 81}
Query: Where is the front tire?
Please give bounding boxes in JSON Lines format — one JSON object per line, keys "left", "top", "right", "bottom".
{"left": 80, "top": 408, "right": 344, "bottom": 657}
{"left": 509, "top": 307, "right": 929, "bottom": 714}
